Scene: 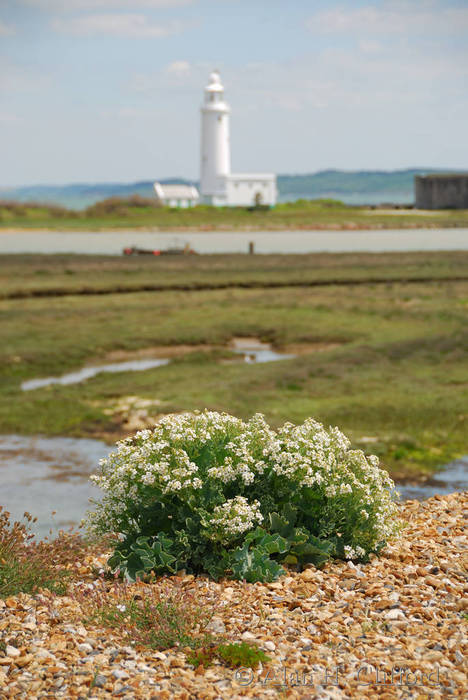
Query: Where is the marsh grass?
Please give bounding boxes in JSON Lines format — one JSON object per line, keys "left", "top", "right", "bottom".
{"left": 1, "top": 253, "right": 466, "bottom": 478}
{"left": 0, "top": 507, "right": 92, "bottom": 597}
{"left": 1, "top": 199, "right": 468, "bottom": 230}
{"left": 1, "top": 251, "right": 467, "bottom": 297}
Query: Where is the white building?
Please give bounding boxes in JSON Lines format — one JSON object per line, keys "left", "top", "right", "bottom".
{"left": 200, "top": 71, "right": 276, "bottom": 207}
{"left": 153, "top": 183, "right": 199, "bottom": 208}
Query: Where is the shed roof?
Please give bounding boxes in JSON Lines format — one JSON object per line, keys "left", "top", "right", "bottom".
{"left": 154, "top": 183, "right": 199, "bottom": 200}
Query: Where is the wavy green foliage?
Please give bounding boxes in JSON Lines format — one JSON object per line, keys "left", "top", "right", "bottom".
{"left": 87, "top": 411, "right": 400, "bottom": 583}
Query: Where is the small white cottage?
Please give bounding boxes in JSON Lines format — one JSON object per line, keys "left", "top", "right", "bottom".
{"left": 153, "top": 183, "right": 199, "bottom": 208}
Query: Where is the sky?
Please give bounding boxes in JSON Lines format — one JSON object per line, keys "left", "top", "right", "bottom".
{"left": 1, "top": 0, "right": 468, "bottom": 186}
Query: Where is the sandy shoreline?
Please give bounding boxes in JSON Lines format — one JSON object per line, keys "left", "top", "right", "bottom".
{"left": 1, "top": 221, "right": 466, "bottom": 234}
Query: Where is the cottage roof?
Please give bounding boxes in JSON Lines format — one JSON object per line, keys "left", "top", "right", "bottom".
{"left": 153, "top": 183, "right": 199, "bottom": 200}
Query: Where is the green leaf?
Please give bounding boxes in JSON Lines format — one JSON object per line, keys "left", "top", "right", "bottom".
{"left": 202, "top": 550, "right": 229, "bottom": 580}
{"left": 229, "top": 544, "right": 285, "bottom": 583}
{"left": 291, "top": 536, "right": 333, "bottom": 567}
{"left": 268, "top": 512, "right": 290, "bottom": 537}
{"left": 282, "top": 503, "right": 298, "bottom": 527}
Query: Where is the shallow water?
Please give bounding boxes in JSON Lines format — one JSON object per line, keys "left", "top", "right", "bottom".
{"left": 21, "top": 358, "right": 170, "bottom": 391}
{"left": 1, "top": 434, "right": 466, "bottom": 538}
{"left": 1, "top": 228, "right": 468, "bottom": 255}
{"left": 230, "top": 338, "right": 295, "bottom": 363}
{"left": 395, "top": 456, "right": 468, "bottom": 501}
{"left": 0, "top": 435, "right": 108, "bottom": 538}
{"left": 21, "top": 344, "right": 294, "bottom": 391}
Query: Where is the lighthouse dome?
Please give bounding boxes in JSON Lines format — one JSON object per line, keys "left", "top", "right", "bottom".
{"left": 206, "top": 70, "right": 224, "bottom": 92}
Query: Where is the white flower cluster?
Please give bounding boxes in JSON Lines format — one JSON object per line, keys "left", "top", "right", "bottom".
{"left": 344, "top": 545, "right": 366, "bottom": 560}
{"left": 207, "top": 413, "right": 273, "bottom": 485}
{"left": 206, "top": 496, "right": 264, "bottom": 544}
{"left": 86, "top": 410, "right": 399, "bottom": 557}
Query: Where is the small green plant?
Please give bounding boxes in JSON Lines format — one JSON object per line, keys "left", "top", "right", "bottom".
{"left": 86, "top": 411, "right": 400, "bottom": 583}
{"left": 87, "top": 667, "right": 102, "bottom": 697}
{"left": 78, "top": 578, "right": 218, "bottom": 651}
{"left": 186, "top": 646, "right": 217, "bottom": 668}
{"left": 361, "top": 620, "right": 379, "bottom": 635}
{"left": 216, "top": 641, "right": 270, "bottom": 668}
{"left": 187, "top": 641, "right": 269, "bottom": 669}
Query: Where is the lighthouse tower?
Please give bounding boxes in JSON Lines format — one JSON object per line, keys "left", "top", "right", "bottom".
{"left": 200, "top": 70, "right": 231, "bottom": 204}
{"left": 199, "top": 70, "right": 277, "bottom": 207}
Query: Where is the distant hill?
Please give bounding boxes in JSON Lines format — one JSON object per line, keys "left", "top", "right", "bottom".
{"left": 278, "top": 169, "right": 441, "bottom": 196}
{"left": 0, "top": 169, "right": 458, "bottom": 209}
{"left": 0, "top": 179, "right": 193, "bottom": 211}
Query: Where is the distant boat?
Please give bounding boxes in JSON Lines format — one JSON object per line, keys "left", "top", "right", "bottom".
{"left": 123, "top": 239, "right": 197, "bottom": 256}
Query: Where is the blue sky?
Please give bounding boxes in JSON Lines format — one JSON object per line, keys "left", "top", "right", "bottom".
{"left": 1, "top": 0, "right": 468, "bottom": 186}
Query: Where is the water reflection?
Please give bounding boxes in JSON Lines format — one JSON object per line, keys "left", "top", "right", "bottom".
{"left": 21, "top": 341, "right": 294, "bottom": 391}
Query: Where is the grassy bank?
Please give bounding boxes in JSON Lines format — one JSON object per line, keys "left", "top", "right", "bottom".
{"left": 1, "top": 197, "right": 468, "bottom": 231}
{"left": 1, "top": 252, "right": 467, "bottom": 480}
{"left": 1, "top": 250, "right": 467, "bottom": 297}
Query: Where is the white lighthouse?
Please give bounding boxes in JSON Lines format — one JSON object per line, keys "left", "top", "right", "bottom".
{"left": 200, "top": 70, "right": 276, "bottom": 207}
{"left": 200, "top": 71, "right": 231, "bottom": 203}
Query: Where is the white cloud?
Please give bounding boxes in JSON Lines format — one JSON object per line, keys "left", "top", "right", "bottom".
{"left": 358, "top": 39, "right": 382, "bottom": 54}
{"left": 51, "top": 13, "right": 183, "bottom": 37}
{"left": 307, "top": 2, "right": 468, "bottom": 36}
{"left": 166, "top": 60, "right": 191, "bottom": 77}
{"left": 22, "top": 0, "right": 192, "bottom": 9}
{"left": 0, "top": 19, "right": 15, "bottom": 35}
{"left": 131, "top": 60, "right": 211, "bottom": 93}
{"left": 226, "top": 38, "right": 468, "bottom": 118}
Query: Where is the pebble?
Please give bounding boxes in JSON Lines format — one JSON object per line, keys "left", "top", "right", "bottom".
{"left": 385, "top": 608, "right": 406, "bottom": 620}
{"left": 93, "top": 673, "right": 107, "bottom": 688}
{"left": 300, "top": 568, "right": 316, "bottom": 581}
{"left": 0, "top": 492, "right": 466, "bottom": 698}
{"left": 299, "top": 637, "right": 313, "bottom": 648}
{"left": 207, "top": 617, "right": 226, "bottom": 634}
{"left": 241, "top": 631, "right": 256, "bottom": 640}
{"left": 5, "top": 646, "right": 20, "bottom": 658}
{"left": 112, "top": 669, "right": 130, "bottom": 680}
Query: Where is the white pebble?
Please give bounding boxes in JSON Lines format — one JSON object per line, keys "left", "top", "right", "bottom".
{"left": 6, "top": 646, "right": 20, "bottom": 658}
{"left": 241, "top": 631, "right": 256, "bottom": 640}
{"left": 385, "top": 609, "right": 406, "bottom": 620}
{"left": 299, "top": 637, "right": 313, "bottom": 647}
{"left": 207, "top": 617, "right": 226, "bottom": 634}
{"left": 112, "top": 669, "right": 130, "bottom": 680}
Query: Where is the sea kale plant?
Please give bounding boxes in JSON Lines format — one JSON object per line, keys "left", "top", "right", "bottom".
{"left": 86, "top": 411, "right": 400, "bottom": 583}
